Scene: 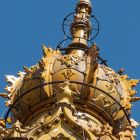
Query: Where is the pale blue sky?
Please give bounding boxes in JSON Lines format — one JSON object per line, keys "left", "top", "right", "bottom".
{"left": 0, "top": 0, "right": 140, "bottom": 138}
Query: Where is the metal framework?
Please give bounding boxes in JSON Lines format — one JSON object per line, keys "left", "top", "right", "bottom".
{"left": 4, "top": 80, "right": 131, "bottom": 134}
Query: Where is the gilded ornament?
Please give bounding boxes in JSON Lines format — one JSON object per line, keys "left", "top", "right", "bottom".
{"left": 0, "top": 0, "right": 139, "bottom": 139}
{"left": 58, "top": 54, "right": 80, "bottom": 67}
{"left": 62, "top": 70, "right": 75, "bottom": 80}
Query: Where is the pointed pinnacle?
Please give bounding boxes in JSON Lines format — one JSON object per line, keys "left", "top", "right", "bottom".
{"left": 23, "top": 66, "right": 32, "bottom": 73}
{"left": 120, "top": 75, "right": 129, "bottom": 81}
{"left": 130, "top": 97, "right": 140, "bottom": 102}
{"left": 129, "top": 79, "right": 139, "bottom": 87}
{"left": 17, "top": 71, "right": 26, "bottom": 77}
{"left": 129, "top": 90, "right": 137, "bottom": 96}
{"left": 4, "top": 86, "right": 12, "bottom": 93}
{"left": 42, "top": 44, "right": 53, "bottom": 57}
{"left": 130, "top": 118, "right": 139, "bottom": 128}
{"left": 42, "top": 44, "right": 47, "bottom": 52}
{"left": 5, "top": 100, "right": 12, "bottom": 107}
{"left": 42, "top": 44, "right": 48, "bottom": 54}
{"left": 0, "top": 93, "right": 9, "bottom": 98}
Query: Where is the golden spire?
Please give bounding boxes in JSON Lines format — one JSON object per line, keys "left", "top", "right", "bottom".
{"left": 68, "top": 0, "right": 92, "bottom": 48}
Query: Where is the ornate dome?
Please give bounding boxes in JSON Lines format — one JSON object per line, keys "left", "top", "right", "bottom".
{"left": 0, "top": 0, "right": 139, "bottom": 140}
{"left": 1, "top": 44, "right": 139, "bottom": 139}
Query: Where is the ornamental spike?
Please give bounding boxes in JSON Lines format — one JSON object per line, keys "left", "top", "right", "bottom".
{"left": 0, "top": 93, "right": 9, "bottom": 99}
{"left": 130, "top": 97, "right": 140, "bottom": 102}
{"left": 5, "top": 75, "right": 18, "bottom": 85}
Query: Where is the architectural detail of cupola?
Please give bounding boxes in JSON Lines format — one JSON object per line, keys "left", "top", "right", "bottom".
{"left": 0, "top": 0, "right": 139, "bottom": 140}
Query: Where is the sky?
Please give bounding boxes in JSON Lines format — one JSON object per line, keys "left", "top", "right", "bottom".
{"left": 0, "top": 0, "right": 140, "bottom": 138}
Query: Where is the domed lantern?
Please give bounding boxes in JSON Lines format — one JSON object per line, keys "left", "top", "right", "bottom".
{"left": 0, "top": 0, "right": 139, "bottom": 140}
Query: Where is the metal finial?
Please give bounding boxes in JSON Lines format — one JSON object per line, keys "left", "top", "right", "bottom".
{"left": 79, "top": 0, "right": 91, "bottom": 7}
{"left": 68, "top": 0, "right": 92, "bottom": 48}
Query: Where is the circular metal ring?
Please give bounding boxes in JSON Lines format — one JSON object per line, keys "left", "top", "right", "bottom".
{"left": 56, "top": 37, "right": 94, "bottom": 51}
{"left": 62, "top": 12, "right": 100, "bottom": 42}
{"left": 4, "top": 80, "right": 131, "bottom": 128}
